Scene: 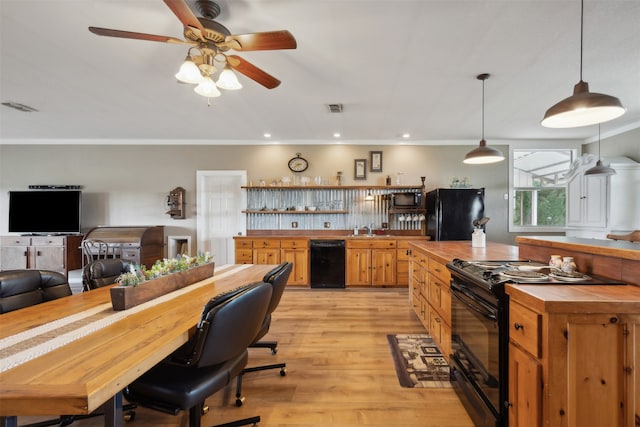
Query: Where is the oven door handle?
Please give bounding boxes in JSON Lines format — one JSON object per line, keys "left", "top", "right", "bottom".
{"left": 450, "top": 286, "right": 497, "bottom": 321}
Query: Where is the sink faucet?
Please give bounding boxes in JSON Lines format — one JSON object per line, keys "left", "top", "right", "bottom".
{"left": 363, "top": 224, "right": 374, "bottom": 236}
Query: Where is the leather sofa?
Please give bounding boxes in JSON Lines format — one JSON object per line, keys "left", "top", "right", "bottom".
{"left": 0, "top": 269, "right": 72, "bottom": 314}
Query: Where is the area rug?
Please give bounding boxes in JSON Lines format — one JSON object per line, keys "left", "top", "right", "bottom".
{"left": 387, "top": 334, "right": 451, "bottom": 388}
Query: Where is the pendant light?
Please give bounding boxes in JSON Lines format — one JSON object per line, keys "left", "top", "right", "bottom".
{"left": 585, "top": 125, "right": 616, "bottom": 176}
{"left": 463, "top": 74, "right": 505, "bottom": 164}
{"left": 541, "top": 0, "right": 625, "bottom": 128}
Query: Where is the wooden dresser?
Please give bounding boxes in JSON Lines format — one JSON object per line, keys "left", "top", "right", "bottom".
{"left": 83, "top": 226, "right": 164, "bottom": 268}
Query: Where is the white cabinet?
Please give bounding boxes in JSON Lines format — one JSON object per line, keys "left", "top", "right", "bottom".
{"left": 565, "top": 155, "right": 640, "bottom": 239}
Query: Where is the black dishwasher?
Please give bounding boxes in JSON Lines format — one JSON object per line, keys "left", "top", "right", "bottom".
{"left": 310, "top": 240, "right": 345, "bottom": 288}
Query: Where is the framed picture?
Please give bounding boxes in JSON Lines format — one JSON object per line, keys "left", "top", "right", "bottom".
{"left": 370, "top": 151, "right": 383, "bottom": 172}
{"left": 354, "top": 159, "right": 367, "bottom": 180}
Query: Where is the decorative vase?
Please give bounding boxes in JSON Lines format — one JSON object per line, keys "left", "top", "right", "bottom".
{"left": 109, "top": 262, "right": 215, "bottom": 311}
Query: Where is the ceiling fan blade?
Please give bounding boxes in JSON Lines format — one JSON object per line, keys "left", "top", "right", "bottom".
{"left": 225, "top": 30, "right": 297, "bottom": 51}
{"left": 227, "top": 55, "right": 281, "bottom": 89}
{"left": 163, "top": 0, "right": 206, "bottom": 39}
{"left": 89, "top": 27, "right": 191, "bottom": 45}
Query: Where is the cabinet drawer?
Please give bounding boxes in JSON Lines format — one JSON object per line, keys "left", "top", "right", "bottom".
{"left": 428, "top": 275, "right": 451, "bottom": 324}
{"left": 280, "top": 239, "right": 307, "bottom": 249}
{"left": 31, "top": 236, "right": 65, "bottom": 246}
{"left": 235, "top": 249, "right": 253, "bottom": 263}
{"left": 120, "top": 249, "right": 141, "bottom": 261}
{"left": 252, "top": 239, "right": 280, "bottom": 249}
{"left": 235, "top": 239, "right": 252, "bottom": 249}
{"left": 428, "top": 258, "right": 450, "bottom": 284}
{"left": 1, "top": 237, "right": 30, "bottom": 246}
{"left": 347, "top": 239, "right": 396, "bottom": 249}
{"left": 510, "top": 301, "right": 541, "bottom": 357}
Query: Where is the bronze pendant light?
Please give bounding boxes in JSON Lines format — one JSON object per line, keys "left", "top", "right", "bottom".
{"left": 541, "top": 0, "right": 625, "bottom": 128}
{"left": 584, "top": 125, "right": 616, "bottom": 176}
{"left": 463, "top": 73, "right": 504, "bottom": 164}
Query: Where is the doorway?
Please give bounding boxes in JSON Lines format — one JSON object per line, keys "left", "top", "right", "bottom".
{"left": 196, "top": 170, "right": 247, "bottom": 265}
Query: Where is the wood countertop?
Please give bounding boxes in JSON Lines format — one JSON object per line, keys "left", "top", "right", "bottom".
{"left": 408, "top": 240, "right": 519, "bottom": 265}
{"left": 235, "top": 235, "right": 430, "bottom": 241}
{"left": 505, "top": 282, "right": 640, "bottom": 314}
{"left": 516, "top": 235, "right": 640, "bottom": 261}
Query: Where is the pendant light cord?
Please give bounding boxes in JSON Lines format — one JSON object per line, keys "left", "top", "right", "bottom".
{"left": 579, "top": 0, "right": 584, "bottom": 81}
{"left": 481, "top": 77, "right": 485, "bottom": 139}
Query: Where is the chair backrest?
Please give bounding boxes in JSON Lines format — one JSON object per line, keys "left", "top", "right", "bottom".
{"left": 81, "top": 239, "right": 112, "bottom": 267}
{"left": 183, "top": 282, "right": 272, "bottom": 368}
{"left": 263, "top": 262, "right": 293, "bottom": 315}
{"left": 0, "top": 270, "right": 71, "bottom": 314}
{"left": 83, "top": 258, "right": 131, "bottom": 291}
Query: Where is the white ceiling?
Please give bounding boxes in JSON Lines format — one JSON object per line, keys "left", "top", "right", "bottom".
{"left": 1, "top": 0, "right": 639, "bottom": 144}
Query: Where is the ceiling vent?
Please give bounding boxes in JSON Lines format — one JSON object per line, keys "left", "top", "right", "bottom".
{"left": 327, "top": 104, "right": 343, "bottom": 113}
{"left": 2, "top": 102, "right": 38, "bottom": 112}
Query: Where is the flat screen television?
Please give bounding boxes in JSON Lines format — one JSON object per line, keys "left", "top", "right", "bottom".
{"left": 8, "top": 190, "right": 82, "bottom": 234}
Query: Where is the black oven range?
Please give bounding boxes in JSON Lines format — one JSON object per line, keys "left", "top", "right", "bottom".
{"left": 445, "top": 258, "right": 626, "bottom": 427}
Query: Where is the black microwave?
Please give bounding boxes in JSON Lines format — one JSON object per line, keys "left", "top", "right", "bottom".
{"left": 391, "top": 192, "right": 422, "bottom": 209}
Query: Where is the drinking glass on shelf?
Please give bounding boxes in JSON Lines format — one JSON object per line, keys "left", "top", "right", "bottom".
{"left": 398, "top": 214, "right": 406, "bottom": 222}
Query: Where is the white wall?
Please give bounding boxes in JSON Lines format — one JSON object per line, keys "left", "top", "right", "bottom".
{"left": 1, "top": 136, "right": 634, "bottom": 248}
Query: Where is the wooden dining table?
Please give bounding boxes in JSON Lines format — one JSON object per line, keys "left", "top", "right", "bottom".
{"left": 0, "top": 263, "right": 275, "bottom": 427}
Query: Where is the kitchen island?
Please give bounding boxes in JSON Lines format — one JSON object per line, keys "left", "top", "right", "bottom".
{"left": 517, "top": 235, "right": 640, "bottom": 286}
{"left": 407, "top": 240, "right": 519, "bottom": 361}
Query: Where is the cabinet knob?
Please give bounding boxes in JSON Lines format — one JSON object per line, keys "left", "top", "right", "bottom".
{"left": 504, "top": 401, "right": 513, "bottom": 408}
{"left": 514, "top": 322, "right": 524, "bottom": 330}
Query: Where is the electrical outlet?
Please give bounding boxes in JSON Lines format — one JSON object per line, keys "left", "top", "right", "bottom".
{"left": 291, "top": 221, "right": 298, "bottom": 228}
{"left": 324, "top": 222, "right": 331, "bottom": 228}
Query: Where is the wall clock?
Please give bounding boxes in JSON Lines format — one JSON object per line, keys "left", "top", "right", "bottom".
{"left": 288, "top": 153, "right": 309, "bottom": 173}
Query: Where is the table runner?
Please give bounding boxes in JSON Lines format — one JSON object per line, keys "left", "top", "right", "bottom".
{"left": 0, "top": 264, "right": 249, "bottom": 373}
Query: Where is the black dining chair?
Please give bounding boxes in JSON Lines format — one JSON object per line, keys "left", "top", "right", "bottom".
{"left": 124, "top": 282, "right": 273, "bottom": 427}
{"left": 82, "top": 258, "right": 131, "bottom": 291}
{"left": 235, "top": 262, "right": 292, "bottom": 406}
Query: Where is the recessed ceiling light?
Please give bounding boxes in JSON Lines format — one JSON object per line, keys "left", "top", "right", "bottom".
{"left": 333, "top": 132, "right": 341, "bottom": 138}
{"left": 263, "top": 133, "right": 271, "bottom": 138}
{"left": 402, "top": 133, "right": 411, "bottom": 139}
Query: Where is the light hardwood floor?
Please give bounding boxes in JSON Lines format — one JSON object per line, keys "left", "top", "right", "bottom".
{"left": 18, "top": 288, "right": 473, "bottom": 427}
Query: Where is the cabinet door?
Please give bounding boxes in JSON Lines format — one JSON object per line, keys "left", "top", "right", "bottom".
{"left": 508, "top": 343, "right": 542, "bottom": 427}
{"left": 626, "top": 320, "right": 639, "bottom": 427}
{"left": 566, "top": 173, "right": 583, "bottom": 227}
{"left": 252, "top": 248, "right": 280, "bottom": 265}
{"left": 33, "top": 245, "right": 65, "bottom": 272}
{"left": 0, "top": 245, "right": 29, "bottom": 269}
{"left": 371, "top": 249, "right": 396, "bottom": 286}
{"left": 560, "top": 314, "right": 625, "bottom": 427}
{"left": 346, "top": 248, "right": 371, "bottom": 286}
{"left": 583, "top": 174, "right": 607, "bottom": 228}
{"left": 281, "top": 248, "right": 308, "bottom": 285}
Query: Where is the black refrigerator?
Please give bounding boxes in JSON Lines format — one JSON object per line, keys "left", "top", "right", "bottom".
{"left": 425, "top": 188, "right": 485, "bottom": 241}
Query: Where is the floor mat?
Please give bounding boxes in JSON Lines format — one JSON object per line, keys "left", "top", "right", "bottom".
{"left": 387, "top": 334, "right": 451, "bottom": 388}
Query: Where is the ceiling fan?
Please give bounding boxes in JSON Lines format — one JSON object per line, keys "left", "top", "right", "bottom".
{"left": 89, "top": 0, "right": 296, "bottom": 96}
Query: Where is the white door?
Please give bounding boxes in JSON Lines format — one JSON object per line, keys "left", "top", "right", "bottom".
{"left": 196, "top": 171, "right": 247, "bottom": 265}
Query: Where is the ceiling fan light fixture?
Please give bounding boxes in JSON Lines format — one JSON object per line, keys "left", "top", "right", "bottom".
{"left": 216, "top": 68, "right": 243, "bottom": 90}
{"left": 194, "top": 76, "right": 221, "bottom": 98}
{"left": 175, "top": 55, "right": 204, "bottom": 84}
{"left": 541, "top": 0, "right": 625, "bottom": 128}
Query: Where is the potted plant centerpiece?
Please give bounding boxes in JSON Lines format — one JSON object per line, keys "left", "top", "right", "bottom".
{"left": 110, "top": 253, "right": 214, "bottom": 310}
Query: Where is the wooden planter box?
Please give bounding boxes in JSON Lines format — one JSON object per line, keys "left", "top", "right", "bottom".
{"left": 110, "top": 262, "right": 215, "bottom": 311}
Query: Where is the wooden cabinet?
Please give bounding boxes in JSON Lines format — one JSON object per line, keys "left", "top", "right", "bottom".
{"left": 0, "top": 235, "right": 83, "bottom": 277}
{"left": 408, "top": 245, "right": 452, "bottom": 360}
{"left": 280, "top": 239, "right": 309, "bottom": 286}
{"left": 507, "top": 289, "right": 640, "bottom": 427}
{"left": 396, "top": 240, "right": 411, "bottom": 286}
{"left": 234, "top": 237, "right": 308, "bottom": 286}
{"left": 346, "top": 239, "right": 396, "bottom": 287}
{"left": 565, "top": 155, "right": 640, "bottom": 239}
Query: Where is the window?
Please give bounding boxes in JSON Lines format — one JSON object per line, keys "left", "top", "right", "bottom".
{"left": 509, "top": 148, "right": 578, "bottom": 232}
